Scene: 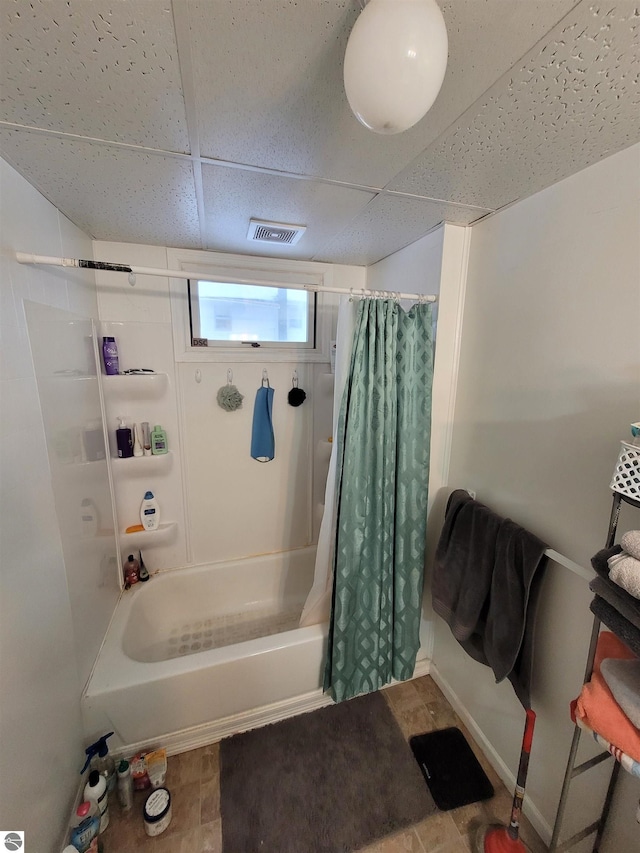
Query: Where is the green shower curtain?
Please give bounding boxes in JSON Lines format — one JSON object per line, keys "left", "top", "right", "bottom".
{"left": 324, "top": 298, "right": 434, "bottom": 703}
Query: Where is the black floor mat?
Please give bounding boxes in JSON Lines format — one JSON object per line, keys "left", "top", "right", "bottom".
{"left": 409, "top": 726, "right": 494, "bottom": 811}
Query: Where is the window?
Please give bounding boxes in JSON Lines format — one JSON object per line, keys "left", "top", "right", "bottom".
{"left": 189, "top": 279, "right": 315, "bottom": 349}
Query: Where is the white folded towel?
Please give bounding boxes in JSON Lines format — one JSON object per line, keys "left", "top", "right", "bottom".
{"left": 621, "top": 530, "right": 640, "bottom": 561}
{"left": 608, "top": 551, "right": 640, "bottom": 599}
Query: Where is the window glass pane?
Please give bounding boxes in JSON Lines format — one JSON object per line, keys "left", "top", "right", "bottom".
{"left": 194, "top": 281, "right": 310, "bottom": 344}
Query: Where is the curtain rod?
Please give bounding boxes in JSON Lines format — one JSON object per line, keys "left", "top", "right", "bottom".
{"left": 15, "top": 253, "right": 438, "bottom": 303}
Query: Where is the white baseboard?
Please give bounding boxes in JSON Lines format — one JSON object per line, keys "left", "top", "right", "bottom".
{"left": 115, "top": 657, "right": 432, "bottom": 759}
{"left": 429, "top": 663, "right": 553, "bottom": 845}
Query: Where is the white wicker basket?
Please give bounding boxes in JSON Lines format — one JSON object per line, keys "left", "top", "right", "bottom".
{"left": 610, "top": 441, "right": 640, "bottom": 501}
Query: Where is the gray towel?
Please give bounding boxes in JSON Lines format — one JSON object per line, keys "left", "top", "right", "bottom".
{"left": 590, "top": 576, "right": 640, "bottom": 631}
{"left": 600, "top": 658, "right": 640, "bottom": 729}
{"left": 432, "top": 490, "right": 502, "bottom": 642}
{"left": 590, "top": 596, "right": 640, "bottom": 658}
{"left": 433, "top": 490, "right": 548, "bottom": 710}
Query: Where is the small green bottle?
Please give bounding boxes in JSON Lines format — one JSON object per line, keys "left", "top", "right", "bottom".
{"left": 150, "top": 424, "right": 168, "bottom": 455}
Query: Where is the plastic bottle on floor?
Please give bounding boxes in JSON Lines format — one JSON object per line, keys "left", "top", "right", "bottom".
{"left": 117, "top": 758, "right": 134, "bottom": 813}
{"left": 68, "top": 799, "right": 100, "bottom": 851}
{"left": 84, "top": 769, "right": 109, "bottom": 833}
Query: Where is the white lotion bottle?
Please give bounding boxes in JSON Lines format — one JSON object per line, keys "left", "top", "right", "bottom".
{"left": 84, "top": 769, "right": 109, "bottom": 833}
{"left": 140, "top": 490, "right": 160, "bottom": 530}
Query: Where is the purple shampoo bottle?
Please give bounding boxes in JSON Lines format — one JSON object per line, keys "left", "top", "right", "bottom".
{"left": 102, "top": 336, "right": 119, "bottom": 375}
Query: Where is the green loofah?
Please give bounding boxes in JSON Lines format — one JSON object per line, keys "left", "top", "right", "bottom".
{"left": 217, "top": 384, "right": 244, "bottom": 411}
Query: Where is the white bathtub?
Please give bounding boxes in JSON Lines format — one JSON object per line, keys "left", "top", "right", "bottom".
{"left": 82, "top": 546, "right": 330, "bottom": 753}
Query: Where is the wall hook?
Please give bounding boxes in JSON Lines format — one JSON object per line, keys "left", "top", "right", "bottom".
{"left": 195, "top": 368, "right": 202, "bottom": 384}
{"left": 288, "top": 369, "right": 306, "bottom": 407}
{"left": 262, "top": 368, "right": 270, "bottom": 387}
{"left": 227, "top": 368, "right": 233, "bottom": 386}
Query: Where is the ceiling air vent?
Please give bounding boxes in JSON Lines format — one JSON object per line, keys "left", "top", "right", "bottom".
{"left": 247, "top": 219, "right": 306, "bottom": 246}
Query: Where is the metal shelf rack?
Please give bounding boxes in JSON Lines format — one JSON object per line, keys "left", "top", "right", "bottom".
{"left": 549, "top": 491, "right": 640, "bottom": 853}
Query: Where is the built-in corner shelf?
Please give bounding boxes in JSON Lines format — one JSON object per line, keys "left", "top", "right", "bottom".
{"left": 120, "top": 522, "right": 177, "bottom": 550}
{"left": 47, "top": 373, "right": 97, "bottom": 381}
{"left": 102, "top": 372, "right": 168, "bottom": 399}
{"left": 111, "top": 451, "right": 172, "bottom": 476}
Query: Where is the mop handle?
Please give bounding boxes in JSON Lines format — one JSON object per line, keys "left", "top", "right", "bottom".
{"left": 508, "top": 708, "right": 537, "bottom": 841}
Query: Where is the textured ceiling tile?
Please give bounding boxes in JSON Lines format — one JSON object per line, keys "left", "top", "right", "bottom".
{"left": 188, "top": 0, "right": 576, "bottom": 188}
{"left": 0, "top": 0, "right": 189, "bottom": 151}
{"left": 390, "top": 2, "right": 640, "bottom": 208}
{"left": 1, "top": 0, "right": 637, "bottom": 265}
{"left": 201, "top": 164, "right": 374, "bottom": 260}
{"left": 0, "top": 129, "right": 200, "bottom": 247}
{"left": 189, "top": 0, "right": 362, "bottom": 178}
{"left": 313, "top": 194, "right": 489, "bottom": 266}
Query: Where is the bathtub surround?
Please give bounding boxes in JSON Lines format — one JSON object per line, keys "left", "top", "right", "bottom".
{"left": 325, "top": 299, "right": 434, "bottom": 702}
{"left": 220, "top": 691, "right": 436, "bottom": 853}
{"left": 85, "top": 238, "right": 442, "bottom": 758}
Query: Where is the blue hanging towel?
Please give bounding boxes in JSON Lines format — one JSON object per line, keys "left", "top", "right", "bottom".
{"left": 251, "top": 385, "right": 275, "bottom": 462}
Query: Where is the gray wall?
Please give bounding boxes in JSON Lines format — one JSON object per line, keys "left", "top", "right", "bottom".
{"left": 433, "top": 142, "right": 640, "bottom": 849}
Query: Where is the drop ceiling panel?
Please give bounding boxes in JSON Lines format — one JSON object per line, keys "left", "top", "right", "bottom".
{"left": 0, "top": 0, "right": 189, "bottom": 152}
{"left": 0, "top": 130, "right": 201, "bottom": 247}
{"left": 314, "top": 193, "right": 490, "bottom": 266}
{"left": 389, "top": 2, "right": 640, "bottom": 209}
{"left": 0, "top": 0, "right": 637, "bottom": 266}
{"left": 201, "top": 163, "right": 374, "bottom": 260}
{"left": 188, "top": 0, "right": 577, "bottom": 189}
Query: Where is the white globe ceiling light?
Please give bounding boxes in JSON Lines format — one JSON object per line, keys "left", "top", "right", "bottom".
{"left": 344, "top": 0, "right": 448, "bottom": 135}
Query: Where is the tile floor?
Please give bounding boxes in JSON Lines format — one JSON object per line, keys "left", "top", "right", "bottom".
{"left": 100, "top": 676, "right": 547, "bottom": 853}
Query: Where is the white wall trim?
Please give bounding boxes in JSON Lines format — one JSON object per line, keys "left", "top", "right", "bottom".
{"left": 429, "top": 663, "right": 553, "bottom": 845}
{"left": 427, "top": 223, "right": 471, "bottom": 515}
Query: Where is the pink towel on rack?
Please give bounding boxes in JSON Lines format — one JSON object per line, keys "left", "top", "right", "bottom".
{"left": 571, "top": 631, "right": 640, "bottom": 763}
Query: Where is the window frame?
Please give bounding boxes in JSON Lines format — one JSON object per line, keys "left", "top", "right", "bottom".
{"left": 188, "top": 278, "right": 317, "bottom": 351}
{"left": 167, "top": 250, "right": 336, "bottom": 364}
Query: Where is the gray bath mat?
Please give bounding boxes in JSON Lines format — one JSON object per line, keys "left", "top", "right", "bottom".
{"left": 220, "top": 690, "right": 436, "bottom": 853}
